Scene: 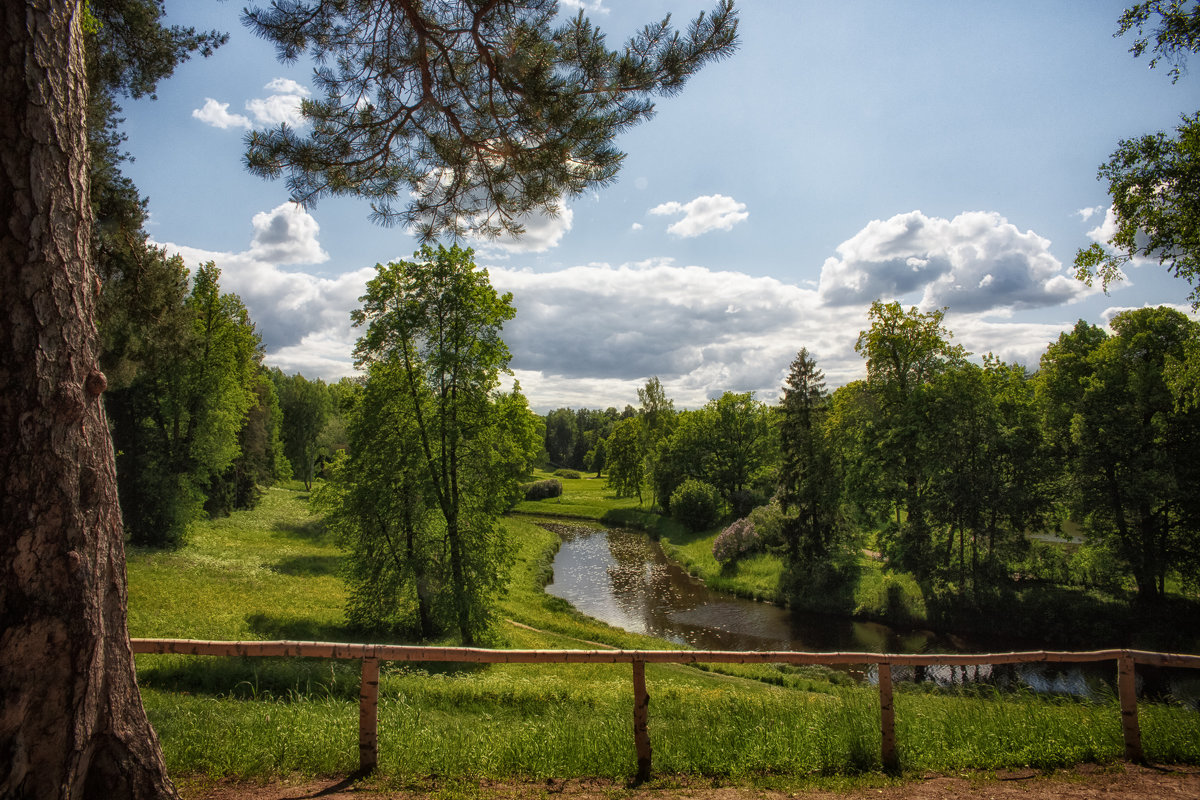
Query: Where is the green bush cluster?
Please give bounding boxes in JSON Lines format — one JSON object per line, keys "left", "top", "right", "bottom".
{"left": 521, "top": 478, "right": 563, "bottom": 501}
{"left": 670, "top": 478, "right": 721, "bottom": 532}
{"left": 552, "top": 469, "right": 583, "bottom": 479}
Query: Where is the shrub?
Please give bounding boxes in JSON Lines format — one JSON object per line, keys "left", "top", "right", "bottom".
{"left": 1069, "top": 542, "right": 1126, "bottom": 592}
{"left": 670, "top": 478, "right": 721, "bottom": 532}
{"left": 713, "top": 517, "right": 758, "bottom": 564}
{"left": 552, "top": 469, "right": 583, "bottom": 479}
{"left": 520, "top": 478, "right": 562, "bottom": 501}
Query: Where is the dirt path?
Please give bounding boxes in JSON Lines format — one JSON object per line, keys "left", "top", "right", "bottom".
{"left": 181, "top": 763, "right": 1200, "bottom": 800}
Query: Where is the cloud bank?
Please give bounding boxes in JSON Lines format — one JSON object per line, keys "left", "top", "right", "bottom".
{"left": 155, "top": 205, "right": 1108, "bottom": 410}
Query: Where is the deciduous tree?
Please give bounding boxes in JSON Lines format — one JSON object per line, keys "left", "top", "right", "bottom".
{"left": 854, "top": 301, "right": 965, "bottom": 577}
{"left": 1038, "top": 307, "right": 1200, "bottom": 602}
{"left": 1074, "top": 112, "right": 1200, "bottom": 306}
{"left": 350, "top": 244, "right": 539, "bottom": 644}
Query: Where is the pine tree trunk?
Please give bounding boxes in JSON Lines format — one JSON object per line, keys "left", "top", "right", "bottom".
{"left": 0, "top": 3, "right": 177, "bottom": 797}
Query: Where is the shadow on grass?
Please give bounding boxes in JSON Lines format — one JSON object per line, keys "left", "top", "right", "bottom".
{"left": 272, "top": 516, "right": 332, "bottom": 544}
{"left": 273, "top": 553, "right": 342, "bottom": 577}
{"left": 246, "top": 612, "right": 353, "bottom": 642}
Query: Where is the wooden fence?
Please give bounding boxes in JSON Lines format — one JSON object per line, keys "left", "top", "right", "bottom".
{"left": 130, "top": 639, "right": 1200, "bottom": 779}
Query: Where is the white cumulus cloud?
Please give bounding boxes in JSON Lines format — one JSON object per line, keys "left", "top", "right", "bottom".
{"left": 248, "top": 202, "right": 329, "bottom": 265}
{"left": 560, "top": 0, "right": 608, "bottom": 13}
{"left": 192, "top": 98, "right": 250, "bottom": 129}
{"left": 817, "top": 210, "right": 1091, "bottom": 313}
{"left": 153, "top": 204, "right": 365, "bottom": 380}
{"left": 193, "top": 78, "right": 310, "bottom": 131}
{"left": 649, "top": 194, "right": 749, "bottom": 238}
{"left": 149, "top": 207, "right": 1103, "bottom": 411}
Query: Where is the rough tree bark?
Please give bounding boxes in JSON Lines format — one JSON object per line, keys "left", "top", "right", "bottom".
{"left": 1, "top": 3, "right": 177, "bottom": 797}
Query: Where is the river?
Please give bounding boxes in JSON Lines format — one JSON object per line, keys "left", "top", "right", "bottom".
{"left": 541, "top": 521, "right": 1199, "bottom": 701}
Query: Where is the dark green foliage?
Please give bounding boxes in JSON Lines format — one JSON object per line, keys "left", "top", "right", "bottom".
{"left": 205, "top": 373, "right": 288, "bottom": 517}
{"left": 777, "top": 349, "right": 841, "bottom": 562}
{"left": 552, "top": 469, "right": 582, "bottom": 480}
{"left": 850, "top": 301, "right": 966, "bottom": 578}
{"left": 648, "top": 392, "right": 772, "bottom": 512}
{"left": 544, "top": 409, "right": 578, "bottom": 468}
{"left": 103, "top": 260, "right": 265, "bottom": 545}
{"left": 1037, "top": 306, "right": 1200, "bottom": 602}
{"left": 670, "top": 478, "right": 722, "bottom": 532}
{"left": 85, "top": 2, "right": 256, "bottom": 545}
{"left": 271, "top": 369, "right": 333, "bottom": 490}
{"left": 604, "top": 416, "right": 644, "bottom": 502}
{"left": 522, "top": 479, "right": 563, "bottom": 501}
{"left": 241, "top": 0, "right": 739, "bottom": 240}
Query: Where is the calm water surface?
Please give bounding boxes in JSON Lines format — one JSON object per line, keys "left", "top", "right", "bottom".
{"left": 544, "top": 523, "right": 971, "bottom": 654}
{"left": 542, "top": 522, "right": 1200, "bottom": 701}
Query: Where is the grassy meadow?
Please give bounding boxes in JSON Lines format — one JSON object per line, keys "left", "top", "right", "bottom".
{"left": 127, "top": 479, "right": 1200, "bottom": 785}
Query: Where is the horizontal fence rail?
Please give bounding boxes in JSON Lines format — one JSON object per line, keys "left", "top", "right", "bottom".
{"left": 131, "top": 639, "right": 1200, "bottom": 777}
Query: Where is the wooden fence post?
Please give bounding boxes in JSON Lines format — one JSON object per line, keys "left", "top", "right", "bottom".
{"left": 359, "top": 657, "right": 380, "bottom": 772}
{"left": 878, "top": 661, "right": 898, "bottom": 773}
{"left": 1118, "top": 653, "right": 1142, "bottom": 762}
{"left": 632, "top": 659, "right": 652, "bottom": 782}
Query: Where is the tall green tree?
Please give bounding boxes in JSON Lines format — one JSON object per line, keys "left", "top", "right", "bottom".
{"left": 272, "top": 370, "right": 333, "bottom": 490}
{"left": 1038, "top": 307, "right": 1200, "bottom": 602}
{"left": 206, "top": 370, "right": 288, "bottom": 516}
{"left": 854, "top": 301, "right": 965, "bottom": 577}
{"left": 241, "top": 0, "right": 739, "bottom": 240}
{"left": 544, "top": 407, "right": 579, "bottom": 467}
{"left": 920, "top": 359, "right": 1053, "bottom": 599}
{"left": 777, "top": 349, "right": 842, "bottom": 564}
{"left": 350, "top": 244, "right": 539, "bottom": 644}
{"left": 319, "top": 360, "right": 444, "bottom": 638}
{"left": 605, "top": 416, "right": 645, "bottom": 503}
{"left": 706, "top": 391, "right": 771, "bottom": 513}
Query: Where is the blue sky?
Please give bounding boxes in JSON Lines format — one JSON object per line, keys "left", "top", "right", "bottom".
{"left": 121, "top": 1, "right": 1199, "bottom": 410}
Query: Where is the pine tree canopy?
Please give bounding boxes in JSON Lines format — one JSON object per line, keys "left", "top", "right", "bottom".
{"left": 242, "top": 0, "right": 739, "bottom": 241}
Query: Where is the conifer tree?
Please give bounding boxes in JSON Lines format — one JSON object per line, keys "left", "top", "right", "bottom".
{"left": 242, "top": 0, "right": 739, "bottom": 239}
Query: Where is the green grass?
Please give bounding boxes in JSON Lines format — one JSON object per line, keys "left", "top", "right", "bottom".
{"left": 128, "top": 484, "right": 1200, "bottom": 783}
{"left": 511, "top": 470, "right": 647, "bottom": 521}
{"left": 127, "top": 486, "right": 348, "bottom": 642}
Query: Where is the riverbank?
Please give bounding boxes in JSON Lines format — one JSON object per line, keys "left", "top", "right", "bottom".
{"left": 518, "top": 474, "right": 1200, "bottom": 653}
{"left": 128, "top": 484, "right": 1200, "bottom": 784}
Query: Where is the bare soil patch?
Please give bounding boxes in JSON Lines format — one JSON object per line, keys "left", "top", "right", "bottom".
{"left": 180, "top": 763, "right": 1200, "bottom": 800}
